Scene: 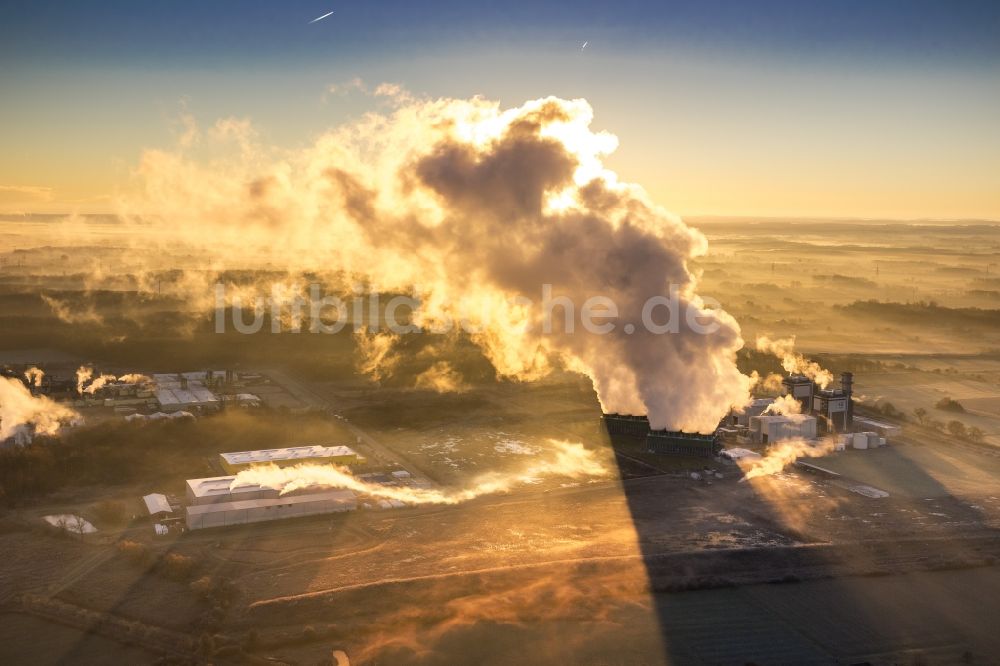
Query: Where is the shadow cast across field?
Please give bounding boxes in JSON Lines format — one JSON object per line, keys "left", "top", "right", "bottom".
{"left": 611, "top": 429, "right": 1000, "bottom": 665}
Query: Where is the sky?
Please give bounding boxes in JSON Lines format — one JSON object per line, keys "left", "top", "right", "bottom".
{"left": 1, "top": 0, "right": 999, "bottom": 220}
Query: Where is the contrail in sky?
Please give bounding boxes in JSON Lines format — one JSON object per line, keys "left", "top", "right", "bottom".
{"left": 310, "top": 10, "right": 334, "bottom": 24}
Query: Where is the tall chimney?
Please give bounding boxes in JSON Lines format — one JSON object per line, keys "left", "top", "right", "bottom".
{"left": 841, "top": 372, "right": 854, "bottom": 428}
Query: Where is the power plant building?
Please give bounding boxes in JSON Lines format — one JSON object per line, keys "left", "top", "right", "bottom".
{"left": 782, "top": 372, "right": 854, "bottom": 432}
{"left": 646, "top": 429, "right": 721, "bottom": 457}
{"left": 153, "top": 373, "right": 220, "bottom": 413}
{"left": 601, "top": 413, "right": 655, "bottom": 437}
{"left": 727, "top": 398, "right": 775, "bottom": 427}
{"left": 219, "top": 445, "right": 363, "bottom": 474}
{"left": 601, "top": 414, "right": 721, "bottom": 457}
{"left": 749, "top": 414, "right": 818, "bottom": 445}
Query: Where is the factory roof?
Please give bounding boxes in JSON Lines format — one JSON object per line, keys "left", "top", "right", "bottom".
{"left": 185, "top": 489, "right": 356, "bottom": 515}
{"left": 186, "top": 475, "right": 267, "bottom": 499}
{"left": 795, "top": 460, "right": 842, "bottom": 477}
{"left": 756, "top": 413, "right": 816, "bottom": 423}
{"left": 142, "top": 493, "right": 172, "bottom": 515}
{"left": 220, "top": 445, "right": 358, "bottom": 466}
{"left": 853, "top": 416, "right": 902, "bottom": 430}
{"left": 156, "top": 385, "right": 218, "bottom": 407}
{"left": 720, "top": 447, "right": 762, "bottom": 461}
{"left": 152, "top": 372, "right": 225, "bottom": 385}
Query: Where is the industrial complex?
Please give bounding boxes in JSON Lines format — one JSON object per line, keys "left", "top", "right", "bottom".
{"left": 127, "top": 441, "right": 401, "bottom": 532}
{"left": 602, "top": 369, "right": 902, "bottom": 467}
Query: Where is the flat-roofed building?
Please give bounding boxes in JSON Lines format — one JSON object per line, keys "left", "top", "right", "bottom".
{"left": 852, "top": 416, "right": 902, "bottom": 441}
{"left": 185, "top": 489, "right": 356, "bottom": 530}
{"left": 749, "top": 414, "right": 818, "bottom": 445}
{"left": 153, "top": 373, "right": 219, "bottom": 413}
{"left": 186, "top": 475, "right": 276, "bottom": 506}
{"left": 219, "top": 445, "right": 362, "bottom": 474}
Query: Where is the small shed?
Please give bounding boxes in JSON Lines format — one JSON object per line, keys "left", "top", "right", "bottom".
{"left": 143, "top": 493, "right": 173, "bottom": 520}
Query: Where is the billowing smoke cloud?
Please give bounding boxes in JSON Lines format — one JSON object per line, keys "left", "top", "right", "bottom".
{"left": 116, "top": 373, "right": 152, "bottom": 385}
{"left": 755, "top": 335, "right": 833, "bottom": 389}
{"left": 761, "top": 394, "right": 803, "bottom": 416}
{"left": 119, "top": 92, "right": 751, "bottom": 432}
{"left": 231, "top": 439, "right": 607, "bottom": 504}
{"left": 41, "top": 294, "right": 103, "bottom": 325}
{"left": 748, "top": 370, "right": 784, "bottom": 394}
{"left": 414, "top": 361, "right": 469, "bottom": 393}
{"left": 82, "top": 374, "right": 118, "bottom": 395}
{"left": 0, "top": 377, "right": 81, "bottom": 440}
{"left": 354, "top": 329, "right": 401, "bottom": 383}
{"left": 739, "top": 436, "right": 835, "bottom": 481}
{"left": 23, "top": 366, "right": 44, "bottom": 388}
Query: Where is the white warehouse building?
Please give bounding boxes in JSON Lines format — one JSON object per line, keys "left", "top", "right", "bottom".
{"left": 184, "top": 474, "right": 357, "bottom": 530}
{"left": 749, "top": 414, "right": 818, "bottom": 445}
{"left": 186, "top": 489, "right": 356, "bottom": 530}
{"left": 153, "top": 373, "right": 220, "bottom": 413}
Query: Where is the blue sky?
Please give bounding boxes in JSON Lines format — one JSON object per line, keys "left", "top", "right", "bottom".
{"left": 2, "top": 1, "right": 998, "bottom": 218}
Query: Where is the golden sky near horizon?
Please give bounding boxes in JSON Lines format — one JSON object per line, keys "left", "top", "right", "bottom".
{"left": 2, "top": 11, "right": 998, "bottom": 221}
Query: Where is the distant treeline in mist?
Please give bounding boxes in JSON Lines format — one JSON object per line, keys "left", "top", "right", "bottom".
{"left": 838, "top": 300, "right": 1000, "bottom": 329}
{"left": 0, "top": 411, "right": 350, "bottom": 507}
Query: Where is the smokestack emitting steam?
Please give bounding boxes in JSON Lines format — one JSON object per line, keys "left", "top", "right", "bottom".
{"left": 75, "top": 367, "right": 153, "bottom": 394}
{"left": 755, "top": 336, "right": 833, "bottom": 389}
{"left": 23, "top": 366, "right": 44, "bottom": 388}
{"left": 231, "top": 439, "right": 607, "bottom": 504}
{"left": 0, "top": 377, "right": 81, "bottom": 439}
{"left": 75, "top": 366, "right": 93, "bottom": 394}
{"left": 123, "top": 94, "right": 751, "bottom": 432}
{"left": 739, "top": 436, "right": 836, "bottom": 481}
{"left": 82, "top": 374, "right": 118, "bottom": 394}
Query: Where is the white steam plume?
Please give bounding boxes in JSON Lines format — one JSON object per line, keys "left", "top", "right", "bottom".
{"left": 761, "top": 394, "right": 803, "bottom": 416}
{"left": 75, "top": 366, "right": 93, "bottom": 395}
{"left": 0, "top": 377, "right": 81, "bottom": 439}
{"left": 41, "top": 294, "right": 103, "bottom": 325}
{"left": 748, "top": 370, "right": 784, "bottom": 394}
{"left": 119, "top": 93, "right": 752, "bottom": 432}
{"left": 75, "top": 367, "right": 152, "bottom": 394}
{"left": 24, "top": 366, "right": 45, "bottom": 388}
{"left": 755, "top": 336, "right": 833, "bottom": 389}
{"left": 116, "top": 373, "right": 152, "bottom": 385}
{"left": 739, "top": 436, "right": 836, "bottom": 481}
{"left": 414, "top": 361, "right": 469, "bottom": 393}
{"left": 82, "top": 374, "right": 118, "bottom": 395}
{"left": 231, "top": 439, "right": 607, "bottom": 504}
